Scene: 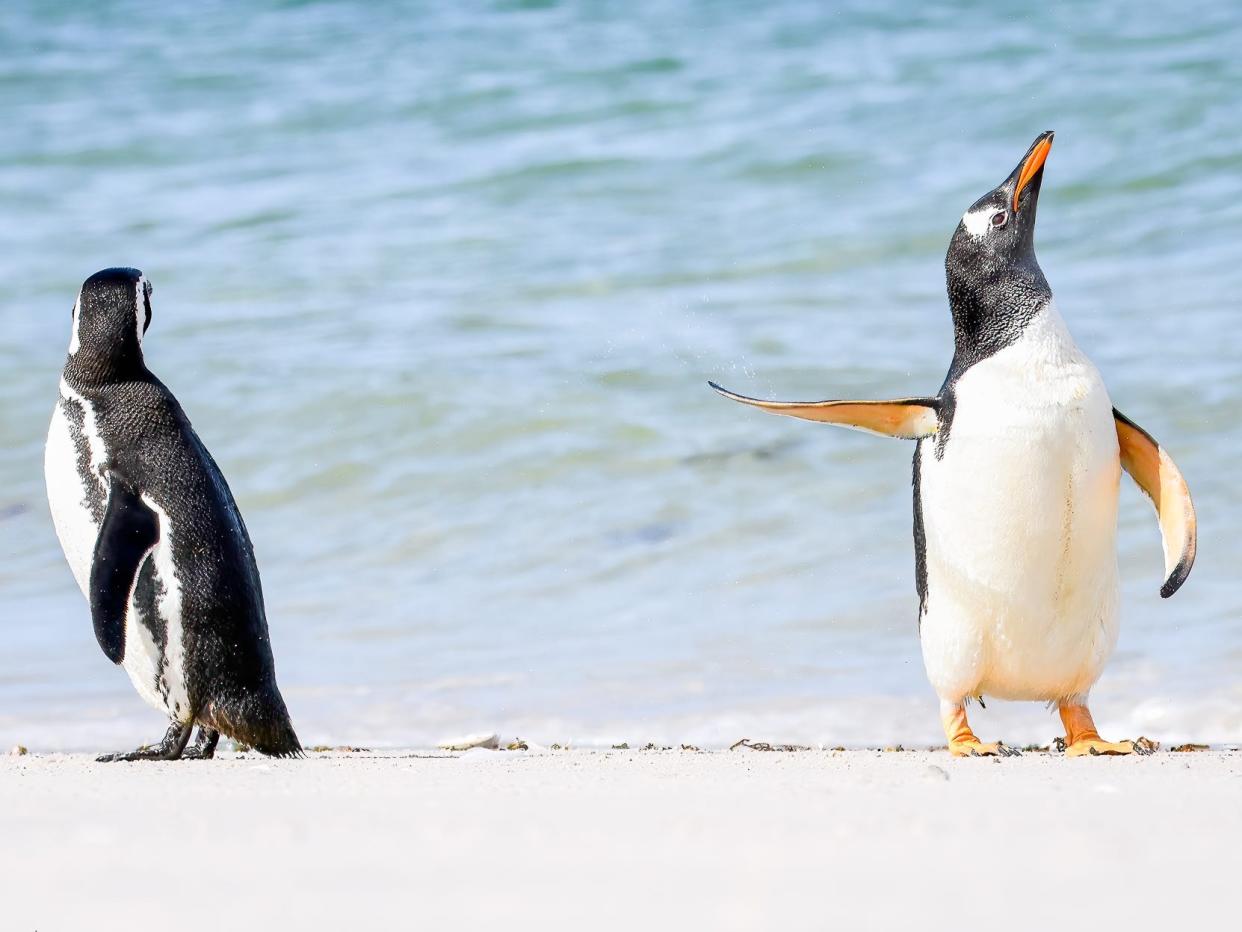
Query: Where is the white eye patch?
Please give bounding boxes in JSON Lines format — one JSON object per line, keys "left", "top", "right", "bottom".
{"left": 961, "top": 206, "right": 996, "bottom": 239}
{"left": 69, "top": 296, "right": 82, "bottom": 354}
{"left": 134, "top": 276, "right": 146, "bottom": 345}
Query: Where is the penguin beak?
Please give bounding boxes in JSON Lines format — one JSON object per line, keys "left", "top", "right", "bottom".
{"left": 1011, "top": 131, "right": 1054, "bottom": 213}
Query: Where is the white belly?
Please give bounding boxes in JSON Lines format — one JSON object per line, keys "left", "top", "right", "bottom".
{"left": 45, "top": 385, "right": 187, "bottom": 719}
{"left": 45, "top": 389, "right": 104, "bottom": 594}
{"left": 918, "top": 305, "right": 1121, "bottom": 703}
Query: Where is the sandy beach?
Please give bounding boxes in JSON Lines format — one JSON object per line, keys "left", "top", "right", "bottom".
{"left": 3, "top": 747, "right": 1237, "bottom": 930}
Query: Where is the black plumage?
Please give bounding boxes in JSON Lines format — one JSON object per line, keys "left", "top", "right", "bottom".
{"left": 56, "top": 268, "right": 299, "bottom": 760}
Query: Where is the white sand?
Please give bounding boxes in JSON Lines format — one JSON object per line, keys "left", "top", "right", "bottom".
{"left": 3, "top": 748, "right": 1237, "bottom": 930}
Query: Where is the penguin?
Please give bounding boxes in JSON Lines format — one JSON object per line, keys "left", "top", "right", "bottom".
{"left": 710, "top": 132, "right": 1196, "bottom": 757}
{"left": 45, "top": 268, "right": 300, "bottom": 761}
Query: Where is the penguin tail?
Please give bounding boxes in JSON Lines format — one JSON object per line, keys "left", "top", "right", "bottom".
{"left": 201, "top": 691, "right": 303, "bottom": 759}
{"left": 252, "top": 724, "right": 303, "bottom": 759}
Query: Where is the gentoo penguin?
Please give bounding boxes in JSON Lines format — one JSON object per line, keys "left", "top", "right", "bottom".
{"left": 45, "top": 268, "right": 300, "bottom": 761}
{"left": 711, "top": 132, "right": 1196, "bottom": 757}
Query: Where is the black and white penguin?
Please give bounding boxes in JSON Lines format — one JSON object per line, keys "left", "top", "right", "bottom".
{"left": 711, "top": 132, "right": 1196, "bottom": 757}
{"left": 45, "top": 268, "right": 300, "bottom": 761}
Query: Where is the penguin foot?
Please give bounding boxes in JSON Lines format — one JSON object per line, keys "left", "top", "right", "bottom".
{"left": 180, "top": 727, "right": 220, "bottom": 761}
{"left": 1064, "top": 736, "right": 1158, "bottom": 758}
{"left": 940, "top": 701, "right": 1019, "bottom": 757}
{"left": 97, "top": 721, "right": 192, "bottom": 763}
{"left": 1058, "top": 702, "right": 1158, "bottom": 758}
{"left": 948, "top": 739, "right": 1021, "bottom": 758}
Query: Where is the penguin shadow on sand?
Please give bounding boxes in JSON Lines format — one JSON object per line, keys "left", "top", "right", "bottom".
{"left": 43, "top": 132, "right": 1196, "bottom": 762}
{"left": 711, "top": 131, "right": 1196, "bottom": 757}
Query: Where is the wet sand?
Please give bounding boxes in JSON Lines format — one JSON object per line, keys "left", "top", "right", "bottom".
{"left": 2, "top": 748, "right": 1237, "bottom": 930}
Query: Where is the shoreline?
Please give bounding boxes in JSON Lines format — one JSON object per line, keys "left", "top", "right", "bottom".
{"left": 5, "top": 749, "right": 1238, "bottom": 930}
{"left": 8, "top": 681, "right": 1242, "bottom": 755}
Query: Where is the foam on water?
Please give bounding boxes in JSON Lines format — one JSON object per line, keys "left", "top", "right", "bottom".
{"left": 2, "top": 0, "right": 1241, "bottom": 750}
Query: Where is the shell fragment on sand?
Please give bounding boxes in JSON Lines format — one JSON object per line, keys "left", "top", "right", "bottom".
{"left": 437, "top": 733, "right": 500, "bottom": 752}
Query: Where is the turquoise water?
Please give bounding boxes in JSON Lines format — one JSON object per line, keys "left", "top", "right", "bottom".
{"left": 2, "top": 1, "right": 1241, "bottom": 750}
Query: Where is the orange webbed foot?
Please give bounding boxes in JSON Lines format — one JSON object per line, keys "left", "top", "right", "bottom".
{"left": 1060, "top": 736, "right": 1158, "bottom": 757}
{"left": 1058, "top": 702, "right": 1158, "bottom": 758}
{"left": 941, "top": 702, "right": 1020, "bottom": 757}
{"left": 948, "top": 738, "right": 1021, "bottom": 758}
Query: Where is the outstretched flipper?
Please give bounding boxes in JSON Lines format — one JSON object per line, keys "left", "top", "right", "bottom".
{"left": 1114, "top": 409, "right": 1196, "bottom": 598}
{"left": 708, "top": 382, "right": 939, "bottom": 440}
{"left": 89, "top": 473, "right": 160, "bottom": 663}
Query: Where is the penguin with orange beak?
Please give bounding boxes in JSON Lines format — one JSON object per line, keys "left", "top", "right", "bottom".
{"left": 711, "top": 132, "right": 1196, "bottom": 756}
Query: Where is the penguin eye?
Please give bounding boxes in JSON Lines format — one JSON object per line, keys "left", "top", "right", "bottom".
{"left": 990, "top": 210, "right": 1008, "bottom": 228}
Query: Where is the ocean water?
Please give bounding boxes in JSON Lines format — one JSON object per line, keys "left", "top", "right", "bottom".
{"left": 2, "top": 0, "right": 1241, "bottom": 751}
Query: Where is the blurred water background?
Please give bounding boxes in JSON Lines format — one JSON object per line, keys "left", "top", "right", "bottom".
{"left": 2, "top": 0, "right": 1240, "bottom": 750}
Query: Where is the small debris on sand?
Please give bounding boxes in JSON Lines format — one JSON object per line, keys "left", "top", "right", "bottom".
{"left": 729, "top": 738, "right": 810, "bottom": 752}
{"left": 438, "top": 733, "right": 500, "bottom": 752}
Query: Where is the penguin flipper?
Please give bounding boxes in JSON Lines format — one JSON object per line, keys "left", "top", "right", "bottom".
{"left": 1114, "top": 409, "right": 1196, "bottom": 598}
{"left": 708, "top": 382, "right": 939, "bottom": 439}
{"left": 90, "top": 475, "right": 160, "bottom": 663}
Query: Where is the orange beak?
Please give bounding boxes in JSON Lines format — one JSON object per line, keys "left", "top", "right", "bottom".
{"left": 1012, "top": 134, "right": 1053, "bottom": 212}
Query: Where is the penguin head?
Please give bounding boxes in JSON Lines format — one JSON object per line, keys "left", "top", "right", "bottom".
{"left": 68, "top": 267, "right": 153, "bottom": 374}
{"left": 944, "top": 132, "right": 1055, "bottom": 354}
{"left": 947, "top": 131, "right": 1053, "bottom": 279}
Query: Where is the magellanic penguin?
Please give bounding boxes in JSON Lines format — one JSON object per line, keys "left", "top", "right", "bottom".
{"left": 45, "top": 268, "right": 300, "bottom": 761}
{"left": 710, "top": 132, "right": 1196, "bottom": 757}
